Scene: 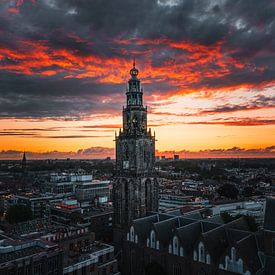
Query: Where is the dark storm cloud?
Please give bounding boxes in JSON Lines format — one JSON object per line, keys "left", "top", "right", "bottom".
{"left": 199, "top": 95, "right": 275, "bottom": 115}
{"left": 0, "top": 71, "right": 124, "bottom": 118}
{"left": 0, "top": 0, "right": 275, "bottom": 118}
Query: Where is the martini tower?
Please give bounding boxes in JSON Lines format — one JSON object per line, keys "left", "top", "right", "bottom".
{"left": 113, "top": 61, "right": 159, "bottom": 236}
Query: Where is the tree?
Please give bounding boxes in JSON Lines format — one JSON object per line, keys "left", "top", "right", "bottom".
{"left": 6, "top": 204, "right": 32, "bottom": 224}
{"left": 217, "top": 183, "right": 239, "bottom": 199}
{"left": 242, "top": 186, "right": 254, "bottom": 197}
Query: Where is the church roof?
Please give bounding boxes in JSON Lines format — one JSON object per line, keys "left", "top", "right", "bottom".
{"left": 132, "top": 214, "right": 159, "bottom": 240}
{"left": 176, "top": 221, "right": 202, "bottom": 254}
{"left": 153, "top": 217, "right": 180, "bottom": 245}
{"left": 202, "top": 226, "right": 228, "bottom": 263}
{"left": 236, "top": 234, "right": 262, "bottom": 273}
{"left": 225, "top": 216, "right": 251, "bottom": 231}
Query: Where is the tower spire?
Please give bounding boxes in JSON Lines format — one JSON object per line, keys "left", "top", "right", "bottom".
{"left": 133, "top": 57, "right": 135, "bottom": 68}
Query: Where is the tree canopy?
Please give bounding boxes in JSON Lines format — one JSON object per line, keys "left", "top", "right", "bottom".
{"left": 217, "top": 183, "right": 239, "bottom": 199}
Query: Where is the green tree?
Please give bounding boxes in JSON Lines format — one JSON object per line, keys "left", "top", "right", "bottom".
{"left": 217, "top": 183, "right": 239, "bottom": 199}
{"left": 6, "top": 204, "right": 32, "bottom": 224}
{"left": 242, "top": 186, "right": 254, "bottom": 197}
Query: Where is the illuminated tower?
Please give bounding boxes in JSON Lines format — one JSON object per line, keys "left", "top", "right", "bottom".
{"left": 113, "top": 61, "right": 159, "bottom": 235}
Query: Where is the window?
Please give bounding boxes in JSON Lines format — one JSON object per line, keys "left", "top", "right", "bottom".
{"left": 198, "top": 242, "right": 205, "bottom": 262}
{"left": 130, "top": 226, "right": 135, "bottom": 242}
{"left": 193, "top": 250, "right": 197, "bottom": 261}
{"left": 173, "top": 236, "right": 179, "bottom": 256}
{"left": 150, "top": 230, "right": 156, "bottom": 248}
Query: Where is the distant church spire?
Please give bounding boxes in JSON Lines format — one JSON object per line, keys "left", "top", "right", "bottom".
{"left": 22, "top": 151, "right": 27, "bottom": 170}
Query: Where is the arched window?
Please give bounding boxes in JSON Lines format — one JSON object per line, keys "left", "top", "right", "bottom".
{"left": 206, "top": 254, "right": 211, "bottom": 264}
{"left": 193, "top": 250, "right": 197, "bottom": 261}
{"left": 180, "top": 246, "right": 184, "bottom": 257}
{"left": 173, "top": 236, "right": 179, "bottom": 256}
{"left": 135, "top": 234, "right": 138, "bottom": 243}
{"left": 198, "top": 242, "right": 205, "bottom": 262}
{"left": 130, "top": 226, "right": 134, "bottom": 242}
{"left": 150, "top": 230, "right": 156, "bottom": 248}
{"left": 231, "top": 247, "right": 236, "bottom": 261}
{"left": 237, "top": 258, "right": 243, "bottom": 273}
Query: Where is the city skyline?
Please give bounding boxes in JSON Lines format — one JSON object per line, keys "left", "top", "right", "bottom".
{"left": 0, "top": 0, "right": 274, "bottom": 159}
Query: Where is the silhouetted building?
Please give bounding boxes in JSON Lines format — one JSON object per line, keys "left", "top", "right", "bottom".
{"left": 121, "top": 197, "right": 275, "bottom": 275}
{"left": 174, "top": 154, "right": 180, "bottom": 161}
{"left": 21, "top": 151, "right": 26, "bottom": 170}
{"left": 113, "top": 61, "right": 159, "bottom": 251}
{"left": 0, "top": 238, "right": 63, "bottom": 275}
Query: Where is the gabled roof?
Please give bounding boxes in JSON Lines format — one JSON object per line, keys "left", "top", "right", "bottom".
{"left": 153, "top": 217, "right": 180, "bottom": 245}
{"left": 225, "top": 228, "right": 251, "bottom": 245}
{"left": 132, "top": 214, "right": 159, "bottom": 240}
{"left": 201, "top": 221, "right": 220, "bottom": 232}
{"left": 236, "top": 234, "right": 262, "bottom": 273}
{"left": 176, "top": 221, "right": 202, "bottom": 254}
{"left": 225, "top": 217, "right": 251, "bottom": 231}
{"left": 202, "top": 226, "right": 228, "bottom": 263}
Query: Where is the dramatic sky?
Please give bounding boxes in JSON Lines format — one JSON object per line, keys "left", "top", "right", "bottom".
{"left": 0, "top": 0, "right": 274, "bottom": 159}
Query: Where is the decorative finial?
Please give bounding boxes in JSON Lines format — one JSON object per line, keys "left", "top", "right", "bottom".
{"left": 130, "top": 58, "right": 139, "bottom": 77}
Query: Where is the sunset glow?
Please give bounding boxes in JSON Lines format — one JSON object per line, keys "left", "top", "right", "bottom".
{"left": 0, "top": 0, "right": 274, "bottom": 159}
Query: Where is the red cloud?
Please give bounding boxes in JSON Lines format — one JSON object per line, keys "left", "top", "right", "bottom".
{"left": 0, "top": 35, "right": 270, "bottom": 97}
{"left": 8, "top": 0, "right": 36, "bottom": 14}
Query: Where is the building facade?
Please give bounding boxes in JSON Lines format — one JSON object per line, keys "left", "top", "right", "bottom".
{"left": 113, "top": 62, "right": 159, "bottom": 249}
{"left": 122, "top": 197, "right": 275, "bottom": 275}
{"left": 0, "top": 239, "right": 63, "bottom": 275}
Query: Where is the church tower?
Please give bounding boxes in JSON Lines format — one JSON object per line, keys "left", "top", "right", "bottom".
{"left": 22, "top": 151, "right": 27, "bottom": 171}
{"left": 113, "top": 61, "right": 159, "bottom": 234}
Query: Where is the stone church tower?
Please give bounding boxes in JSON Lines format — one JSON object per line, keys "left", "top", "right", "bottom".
{"left": 113, "top": 61, "right": 159, "bottom": 246}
